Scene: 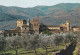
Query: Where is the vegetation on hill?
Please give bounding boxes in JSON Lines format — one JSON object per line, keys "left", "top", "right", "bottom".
{"left": 0, "top": 3, "right": 80, "bottom": 29}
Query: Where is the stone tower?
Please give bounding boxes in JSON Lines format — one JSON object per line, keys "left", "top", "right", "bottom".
{"left": 17, "top": 19, "right": 26, "bottom": 31}
{"left": 17, "top": 19, "right": 26, "bottom": 27}
{"left": 66, "top": 21, "right": 70, "bottom": 31}
{"left": 32, "top": 15, "right": 39, "bottom": 34}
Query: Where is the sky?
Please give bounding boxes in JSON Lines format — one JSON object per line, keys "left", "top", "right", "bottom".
{"left": 0, "top": 0, "right": 80, "bottom": 8}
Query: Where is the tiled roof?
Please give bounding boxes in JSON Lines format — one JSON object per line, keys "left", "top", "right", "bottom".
{"left": 47, "top": 25, "right": 60, "bottom": 27}
{"left": 72, "top": 26, "right": 80, "bottom": 28}
{"left": 49, "top": 29, "right": 61, "bottom": 31}
{"left": 3, "top": 30, "right": 19, "bottom": 33}
{"left": 49, "top": 29, "right": 62, "bottom": 32}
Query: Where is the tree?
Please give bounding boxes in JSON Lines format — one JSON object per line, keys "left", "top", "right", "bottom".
{"left": 42, "top": 30, "right": 52, "bottom": 35}
{"left": 53, "top": 35, "right": 64, "bottom": 46}
{"left": 65, "top": 33, "right": 73, "bottom": 42}
{"left": 12, "top": 35, "right": 22, "bottom": 55}
{"left": 28, "top": 35, "right": 39, "bottom": 54}
{"left": 22, "top": 34, "right": 31, "bottom": 49}
{"left": 6, "top": 35, "right": 22, "bottom": 55}
{"left": 48, "top": 35, "right": 55, "bottom": 47}
{"left": 6, "top": 36, "right": 13, "bottom": 50}
{"left": 0, "top": 36, "right": 6, "bottom": 54}
{"left": 22, "top": 34, "right": 40, "bottom": 54}
{"left": 39, "top": 35, "right": 50, "bottom": 55}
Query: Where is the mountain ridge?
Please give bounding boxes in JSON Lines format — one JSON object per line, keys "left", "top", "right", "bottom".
{"left": 0, "top": 3, "right": 80, "bottom": 29}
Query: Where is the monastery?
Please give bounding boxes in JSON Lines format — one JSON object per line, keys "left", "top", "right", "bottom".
{"left": 2, "top": 15, "right": 80, "bottom": 36}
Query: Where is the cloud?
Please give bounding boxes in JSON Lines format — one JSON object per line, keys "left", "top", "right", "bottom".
{"left": 0, "top": 0, "right": 79, "bottom": 8}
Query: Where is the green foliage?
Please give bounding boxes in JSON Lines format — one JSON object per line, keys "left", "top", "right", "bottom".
{"left": 0, "top": 33, "right": 76, "bottom": 55}
{"left": 0, "top": 36, "right": 6, "bottom": 51}
{"left": 66, "top": 33, "right": 74, "bottom": 42}
{"left": 54, "top": 35, "right": 64, "bottom": 46}
{"left": 42, "top": 30, "right": 52, "bottom": 35}
{"left": 73, "top": 45, "right": 78, "bottom": 55}
{"left": 0, "top": 44, "right": 68, "bottom": 55}
{"left": 28, "top": 35, "right": 40, "bottom": 53}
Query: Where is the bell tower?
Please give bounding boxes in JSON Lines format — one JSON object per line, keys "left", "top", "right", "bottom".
{"left": 66, "top": 21, "right": 70, "bottom": 31}
{"left": 32, "top": 14, "right": 39, "bottom": 34}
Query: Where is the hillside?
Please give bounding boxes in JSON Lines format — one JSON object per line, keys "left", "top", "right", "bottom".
{"left": 34, "top": 3, "right": 80, "bottom": 14}
{"left": 40, "top": 9, "right": 80, "bottom": 26}
{"left": 0, "top": 3, "right": 80, "bottom": 29}
{"left": 0, "top": 5, "right": 46, "bottom": 21}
